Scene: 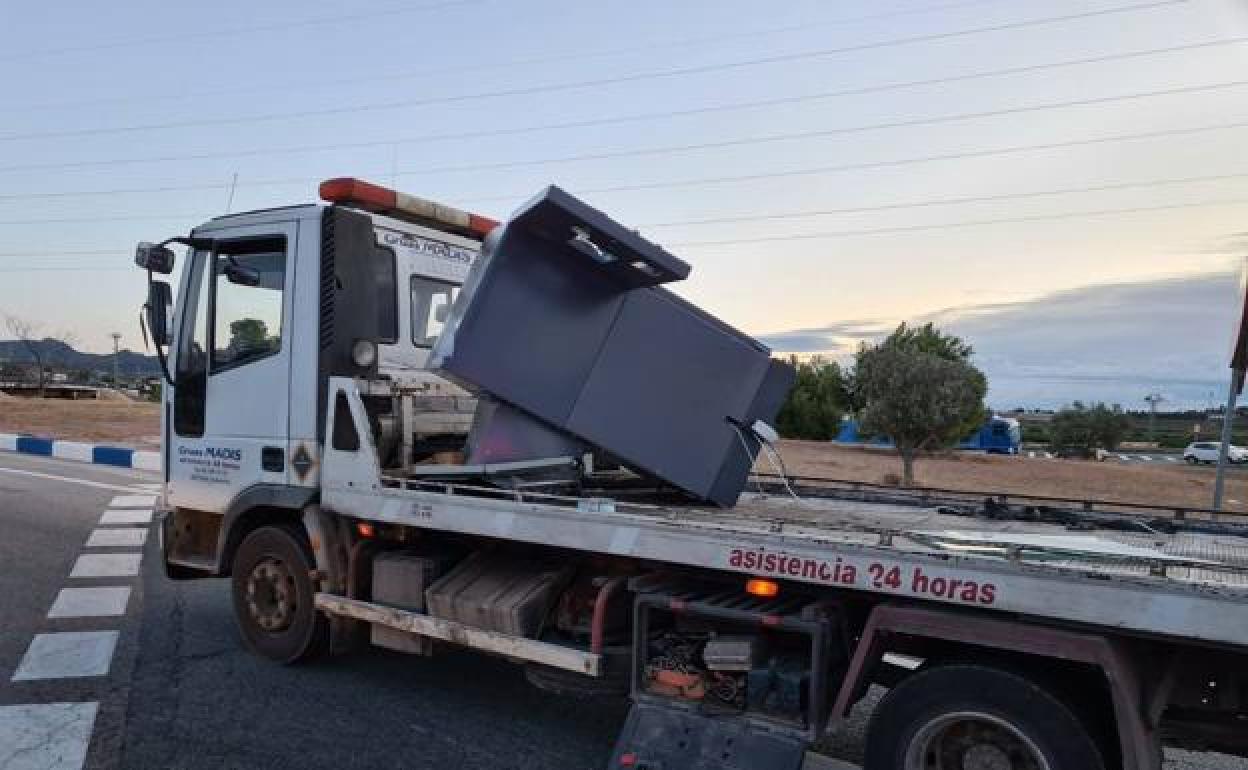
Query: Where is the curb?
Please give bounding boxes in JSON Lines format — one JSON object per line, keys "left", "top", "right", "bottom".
{"left": 0, "top": 433, "right": 160, "bottom": 471}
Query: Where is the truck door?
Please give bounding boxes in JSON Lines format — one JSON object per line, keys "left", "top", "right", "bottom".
{"left": 168, "top": 223, "right": 296, "bottom": 513}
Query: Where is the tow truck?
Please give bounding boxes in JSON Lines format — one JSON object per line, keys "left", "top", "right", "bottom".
{"left": 135, "top": 178, "right": 1248, "bottom": 770}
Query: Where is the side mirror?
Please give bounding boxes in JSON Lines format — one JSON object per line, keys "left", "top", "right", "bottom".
{"left": 135, "top": 242, "right": 176, "bottom": 274}
{"left": 146, "top": 281, "right": 173, "bottom": 347}
{"left": 224, "top": 262, "right": 261, "bottom": 287}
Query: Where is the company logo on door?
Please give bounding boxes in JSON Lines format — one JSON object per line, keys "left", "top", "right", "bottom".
{"left": 177, "top": 444, "right": 243, "bottom": 483}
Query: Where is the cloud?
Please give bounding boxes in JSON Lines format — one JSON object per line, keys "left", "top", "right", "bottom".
{"left": 761, "top": 271, "right": 1242, "bottom": 409}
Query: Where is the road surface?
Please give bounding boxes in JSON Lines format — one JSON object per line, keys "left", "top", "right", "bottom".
{"left": 0, "top": 452, "right": 1243, "bottom": 769}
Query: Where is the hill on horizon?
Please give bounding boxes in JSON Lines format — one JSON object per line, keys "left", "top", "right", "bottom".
{"left": 0, "top": 338, "right": 159, "bottom": 377}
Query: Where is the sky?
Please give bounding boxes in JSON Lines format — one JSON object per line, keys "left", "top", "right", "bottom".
{"left": 1, "top": 0, "right": 1246, "bottom": 408}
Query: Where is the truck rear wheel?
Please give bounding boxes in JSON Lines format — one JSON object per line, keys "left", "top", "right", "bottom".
{"left": 231, "top": 524, "right": 328, "bottom": 664}
{"left": 864, "top": 664, "right": 1105, "bottom": 770}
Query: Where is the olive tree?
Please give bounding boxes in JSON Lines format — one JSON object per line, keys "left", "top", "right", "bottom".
{"left": 856, "top": 343, "right": 987, "bottom": 486}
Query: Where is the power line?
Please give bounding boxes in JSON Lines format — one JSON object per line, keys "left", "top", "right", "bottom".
{"left": 4, "top": 102, "right": 1246, "bottom": 205}
{"left": 16, "top": 0, "right": 1008, "bottom": 112}
{"left": 636, "top": 171, "right": 1248, "bottom": 228}
{"left": 0, "top": 0, "right": 1188, "bottom": 143}
{"left": 455, "top": 118, "right": 1248, "bottom": 204}
{"left": 0, "top": 0, "right": 480, "bottom": 63}
{"left": 2, "top": 169, "right": 1245, "bottom": 236}
{"left": 2, "top": 195, "right": 1245, "bottom": 273}
{"left": 393, "top": 80, "right": 1248, "bottom": 176}
{"left": 667, "top": 198, "right": 1248, "bottom": 248}
{"left": 2, "top": 35, "right": 1241, "bottom": 176}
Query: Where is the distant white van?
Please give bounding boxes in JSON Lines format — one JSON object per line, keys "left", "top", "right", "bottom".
{"left": 1184, "top": 442, "right": 1248, "bottom": 464}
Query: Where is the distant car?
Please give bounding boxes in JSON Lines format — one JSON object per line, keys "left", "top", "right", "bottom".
{"left": 1183, "top": 442, "right": 1248, "bottom": 464}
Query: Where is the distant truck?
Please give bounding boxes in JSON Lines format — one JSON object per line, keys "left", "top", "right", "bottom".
{"left": 135, "top": 179, "right": 1247, "bottom": 770}
{"left": 835, "top": 415, "right": 1021, "bottom": 454}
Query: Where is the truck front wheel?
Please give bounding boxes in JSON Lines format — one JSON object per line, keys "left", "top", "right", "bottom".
{"left": 864, "top": 664, "right": 1106, "bottom": 770}
{"left": 231, "top": 524, "right": 329, "bottom": 664}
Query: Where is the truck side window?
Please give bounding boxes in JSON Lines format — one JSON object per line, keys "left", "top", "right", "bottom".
{"left": 174, "top": 250, "right": 210, "bottom": 437}
{"left": 411, "top": 276, "right": 458, "bottom": 348}
{"left": 211, "top": 238, "right": 286, "bottom": 372}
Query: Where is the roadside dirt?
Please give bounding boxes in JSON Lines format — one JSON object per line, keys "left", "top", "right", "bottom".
{"left": 2, "top": 398, "right": 1244, "bottom": 513}
{"left": 0, "top": 397, "right": 160, "bottom": 448}
{"left": 773, "top": 440, "right": 1248, "bottom": 514}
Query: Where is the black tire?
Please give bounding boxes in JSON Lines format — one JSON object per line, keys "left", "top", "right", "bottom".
{"left": 231, "top": 524, "right": 329, "bottom": 664}
{"left": 864, "top": 664, "right": 1106, "bottom": 770}
{"left": 1185, "top": 456, "right": 1196, "bottom": 465}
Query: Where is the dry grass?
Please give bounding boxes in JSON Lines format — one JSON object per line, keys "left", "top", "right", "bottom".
{"left": 772, "top": 440, "right": 1248, "bottom": 514}
{"left": 0, "top": 397, "right": 160, "bottom": 448}
{"left": 3, "top": 397, "right": 1245, "bottom": 513}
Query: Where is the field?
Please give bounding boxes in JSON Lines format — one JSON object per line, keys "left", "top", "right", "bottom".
{"left": 774, "top": 439, "right": 1248, "bottom": 514}
{"left": 0, "top": 395, "right": 161, "bottom": 449}
{"left": 2, "top": 397, "right": 1245, "bottom": 514}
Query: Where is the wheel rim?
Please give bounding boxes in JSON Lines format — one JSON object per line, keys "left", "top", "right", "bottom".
{"left": 245, "top": 555, "right": 298, "bottom": 633}
{"left": 904, "top": 711, "right": 1051, "bottom": 770}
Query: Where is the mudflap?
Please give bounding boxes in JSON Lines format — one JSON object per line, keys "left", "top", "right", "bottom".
{"left": 607, "top": 703, "right": 808, "bottom": 770}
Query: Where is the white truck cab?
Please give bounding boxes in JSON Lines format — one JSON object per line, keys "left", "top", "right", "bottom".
{"left": 138, "top": 178, "right": 494, "bottom": 574}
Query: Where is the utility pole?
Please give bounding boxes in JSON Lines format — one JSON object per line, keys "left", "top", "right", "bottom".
{"left": 1143, "top": 393, "right": 1165, "bottom": 442}
{"left": 1215, "top": 257, "right": 1248, "bottom": 511}
{"left": 110, "top": 332, "right": 122, "bottom": 390}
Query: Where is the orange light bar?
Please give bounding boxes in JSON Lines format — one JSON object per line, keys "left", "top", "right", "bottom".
{"left": 745, "top": 578, "right": 779, "bottom": 598}
{"left": 318, "top": 177, "right": 498, "bottom": 238}
{"left": 356, "top": 522, "right": 376, "bottom": 538}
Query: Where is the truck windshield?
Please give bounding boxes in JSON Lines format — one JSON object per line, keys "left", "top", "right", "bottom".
{"left": 411, "top": 276, "right": 458, "bottom": 348}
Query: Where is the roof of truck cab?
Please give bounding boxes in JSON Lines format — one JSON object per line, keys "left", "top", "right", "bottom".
{"left": 194, "top": 203, "right": 323, "bottom": 232}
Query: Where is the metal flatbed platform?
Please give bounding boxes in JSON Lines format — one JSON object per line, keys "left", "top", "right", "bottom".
{"left": 323, "top": 471, "right": 1248, "bottom": 650}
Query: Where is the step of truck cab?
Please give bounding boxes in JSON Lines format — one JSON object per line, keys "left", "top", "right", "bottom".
{"left": 608, "top": 703, "right": 808, "bottom": 770}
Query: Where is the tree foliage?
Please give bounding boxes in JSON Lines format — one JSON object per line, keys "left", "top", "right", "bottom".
{"left": 857, "top": 341, "right": 987, "bottom": 486}
{"left": 774, "top": 355, "right": 848, "bottom": 440}
{"left": 1048, "top": 401, "right": 1131, "bottom": 453}
{"left": 773, "top": 322, "right": 986, "bottom": 486}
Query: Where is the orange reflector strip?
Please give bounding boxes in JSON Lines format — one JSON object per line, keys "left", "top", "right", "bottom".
{"left": 746, "top": 578, "right": 779, "bottom": 598}
{"left": 356, "top": 522, "right": 375, "bottom": 538}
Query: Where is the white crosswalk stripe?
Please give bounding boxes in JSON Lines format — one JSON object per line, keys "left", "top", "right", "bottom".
{"left": 69, "top": 553, "right": 141, "bottom": 578}
{"left": 108, "top": 494, "right": 156, "bottom": 508}
{"left": 85, "top": 528, "right": 147, "bottom": 548}
{"left": 12, "top": 632, "right": 120, "bottom": 681}
{"left": 99, "top": 508, "right": 153, "bottom": 525}
{"left": 0, "top": 702, "right": 98, "bottom": 770}
{"left": 47, "top": 587, "right": 131, "bottom": 619}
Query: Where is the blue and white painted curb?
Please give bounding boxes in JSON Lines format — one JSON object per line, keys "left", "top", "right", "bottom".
{"left": 0, "top": 433, "right": 160, "bottom": 471}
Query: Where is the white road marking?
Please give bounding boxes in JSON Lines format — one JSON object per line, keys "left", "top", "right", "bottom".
{"left": 1043, "top": 451, "right": 1054, "bottom": 459}
{"left": 1027, "top": 451, "right": 1035, "bottom": 458}
{"left": 0, "top": 702, "right": 98, "bottom": 769}
{"left": 69, "top": 553, "right": 141, "bottom": 578}
{"left": 99, "top": 509, "right": 153, "bottom": 525}
{"left": 0, "top": 466, "right": 140, "bottom": 493}
{"left": 1117, "top": 454, "right": 1130, "bottom": 461}
{"left": 1135, "top": 455, "right": 1154, "bottom": 462}
{"left": 1165, "top": 456, "right": 1179, "bottom": 463}
{"left": 12, "top": 632, "right": 120, "bottom": 680}
{"left": 109, "top": 494, "right": 156, "bottom": 508}
{"left": 47, "top": 587, "right": 131, "bottom": 619}
{"left": 85, "top": 528, "right": 147, "bottom": 548}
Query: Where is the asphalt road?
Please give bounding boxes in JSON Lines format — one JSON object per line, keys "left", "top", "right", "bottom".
{"left": 0, "top": 452, "right": 1245, "bottom": 769}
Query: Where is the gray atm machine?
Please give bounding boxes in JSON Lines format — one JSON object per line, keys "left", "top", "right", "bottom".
{"left": 431, "top": 186, "right": 794, "bottom": 507}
